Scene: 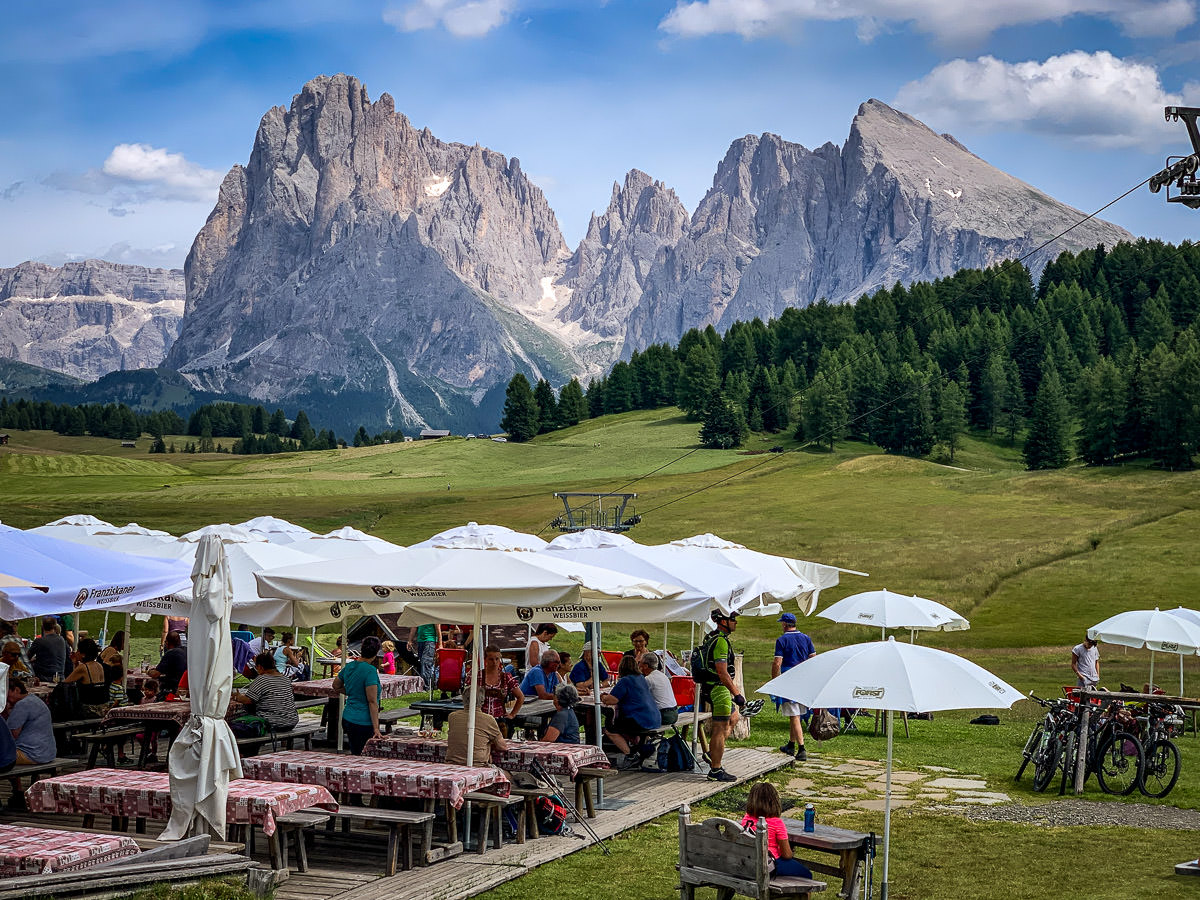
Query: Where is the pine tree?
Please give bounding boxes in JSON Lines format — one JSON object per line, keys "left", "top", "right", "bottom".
{"left": 799, "top": 372, "right": 849, "bottom": 451}
{"left": 558, "top": 378, "right": 588, "bottom": 426}
{"left": 676, "top": 345, "right": 721, "bottom": 420}
{"left": 1137, "top": 285, "right": 1175, "bottom": 350}
{"left": 1001, "top": 359, "right": 1025, "bottom": 445}
{"left": 1077, "top": 357, "right": 1126, "bottom": 465}
{"left": 934, "top": 380, "right": 967, "bottom": 461}
{"left": 533, "top": 379, "right": 559, "bottom": 433}
{"left": 1023, "top": 363, "right": 1072, "bottom": 469}
{"left": 353, "top": 426, "right": 371, "bottom": 448}
{"left": 290, "top": 410, "right": 315, "bottom": 447}
{"left": 700, "top": 395, "right": 749, "bottom": 449}
{"left": 875, "top": 364, "right": 934, "bottom": 456}
{"left": 500, "top": 373, "right": 539, "bottom": 442}
{"left": 586, "top": 378, "right": 606, "bottom": 419}
{"left": 268, "top": 408, "right": 288, "bottom": 436}
{"left": 978, "top": 353, "right": 1006, "bottom": 434}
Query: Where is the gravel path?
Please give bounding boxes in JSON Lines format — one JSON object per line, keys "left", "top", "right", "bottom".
{"left": 941, "top": 799, "right": 1200, "bottom": 830}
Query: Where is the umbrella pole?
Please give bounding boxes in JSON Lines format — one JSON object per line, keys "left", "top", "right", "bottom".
{"left": 466, "top": 604, "right": 481, "bottom": 767}
{"left": 1150, "top": 650, "right": 1156, "bottom": 692}
{"left": 882, "top": 708, "right": 893, "bottom": 900}
{"left": 337, "top": 618, "right": 348, "bottom": 751}
{"left": 689, "top": 621, "right": 699, "bottom": 765}
{"left": 121, "top": 612, "right": 131, "bottom": 698}
{"left": 100, "top": 611, "right": 109, "bottom": 648}
{"left": 663, "top": 622, "right": 668, "bottom": 653}
{"left": 1182, "top": 654, "right": 1186, "bottom": 696}
{"left": 592, "top": 625, "right": 605, "bottom": 804}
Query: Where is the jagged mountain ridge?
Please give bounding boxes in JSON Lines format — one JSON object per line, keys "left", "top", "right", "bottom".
{"left": 166, "top": 74, "right": 583, "bottom": 432}
{"left": 3, "top": 82, "right": 1135, "bottom": 432}
{"left": 619, "top": 100, "right": 1131, "bottom": 353}
{"left": 0, "top": 260, "right": 184, "bottom": 381}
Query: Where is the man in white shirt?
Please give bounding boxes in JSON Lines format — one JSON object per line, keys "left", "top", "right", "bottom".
{"left": 1071, "top": 637, "right": 1100, "bottom": 689}
{"left": 639, "top": 652, "right": 678, "bottom": 725}
{"left": 246, "top": 628, "right": 276, "bottom": 657}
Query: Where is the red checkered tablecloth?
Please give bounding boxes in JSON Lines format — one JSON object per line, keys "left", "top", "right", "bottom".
{"left": 291, "top": 673, "right": 425, "bottom": 700}
{"left": 0, "top": 824, "right": 141, "bottom": 876}
{"left": 241, "top": 750, "right": 509, "bottom": 809}
{"left": 25, "top": 769, "right": 337, "bottom": 837}
{"left": 364, "top": 737, "right": 610, "bottom": 781}
{"left": 26, "top": 682, "right": 54, "bottom": 702}
{"left": 102, "top": 701, "right": 195, "bottom": 727}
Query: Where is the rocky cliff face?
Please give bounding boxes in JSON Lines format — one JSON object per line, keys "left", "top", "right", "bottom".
{"left": 166, "top": 74, "right": 579, "bottom": 431}
{"left": 0, "top": 260, "right": 183, "bottom": 380}
{"left": 620, "top": 100, "right": 1132, "bottom": 353}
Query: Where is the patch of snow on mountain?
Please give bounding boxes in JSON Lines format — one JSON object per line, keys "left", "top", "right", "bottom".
{"left": 424, "top": 175, "right": 451, "bottom": 198}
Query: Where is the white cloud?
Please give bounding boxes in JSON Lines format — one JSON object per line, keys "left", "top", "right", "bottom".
{"left": 658, "top": 0, "right": 1195, "bottom": 44}
{"left": 894, "top": 51, "right": 1183, "bottom": 149}
{"left": 383, "top": 0, "right": 515, "bottom": 38}
{"left": 44, "top": 144, "right": 223, "bottom": 205}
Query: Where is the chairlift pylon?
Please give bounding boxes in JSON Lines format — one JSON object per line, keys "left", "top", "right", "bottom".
{"left": 550, "top": 492, "right": 640, "bottom": 533}
{"left": 1150, "top": 106, "right": 1200, "bottom": 208}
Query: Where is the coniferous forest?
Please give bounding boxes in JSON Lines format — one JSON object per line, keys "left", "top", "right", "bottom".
{"left": 501, "top": 239, "right": 1200, "bottom": 470}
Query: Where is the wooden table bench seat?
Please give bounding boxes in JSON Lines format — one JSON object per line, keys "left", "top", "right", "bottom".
{"left": 271, "top": 809, "right": 330, "bottom": 872}
{"left": 463, "top": 791, "right": 526, "bottom": 853}
{"left": 678, "top": 805, "right": 828, "bottom": 900}
{"left": 327, "top": 806, "right": 437, "bottom": 874}
{"left": 235, "top": 721, "right": 323, "bottom": 755}
{"left": 573, "top": 765, "right": 610, "bottom": 820}
{"left": 508, "top": 784, "right": 554, "bottom": 841}
{"left": 3, "top": 758, "right": 73, "bottom": 807}
{"left": 79, "top": 726, "right": 144, "bottom": 768}
{"left": 379, "top": 707, "right": 419, "bottom": 733}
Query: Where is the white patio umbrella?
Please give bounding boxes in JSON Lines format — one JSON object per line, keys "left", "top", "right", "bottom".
{"left": 0, "top": 573, "right": 48, "bottom": 591}
{"left": 236, "top": 516, "right": 318, "bottom": 544}
{"left": 288, "top": 526, "right": 403, "bottom": 559}
{"left": 758, "top": 638, "right": 1022, "bottom": 900}
{"left": 160, "top": 534, "right": 243, "bottom": 840}
{"left": 818, "top": 589, "right": 969, "bottom": 639}
{"left": 413, "top": 522, "right": 548, "bottom": 552}
{"left": 669, "top": 533, "right": 859, "bottom": 615}
{"left": 0, "top": 524, "right": 193, "bottom": 619}
{"left": 1088, "top": 608, "right": 1200, "bottom": 694}
{"left": 1166, "top": 608, "right": 1200, "bottom": 694}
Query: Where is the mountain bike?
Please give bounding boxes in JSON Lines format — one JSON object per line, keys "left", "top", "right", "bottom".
{"left": 1137, "top": 701, "right": 1183, "bottom": 798}
{"left": 1080, "top": 698, "right": 1144, "bottom": 796}
{"left": 1019, "top": 694, "right": 1076, "bottom": 792}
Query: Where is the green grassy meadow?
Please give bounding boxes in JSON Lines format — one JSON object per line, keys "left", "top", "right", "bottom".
{"left": 4, "top": 408, "right": 1200, "bottom": 898}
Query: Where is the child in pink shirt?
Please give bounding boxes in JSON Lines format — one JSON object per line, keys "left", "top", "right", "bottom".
{"left": 380, "top": 641, "right": 397, "bottom": 675}
{"left": 740, "top": 782, "right": 812, "bottom": 878}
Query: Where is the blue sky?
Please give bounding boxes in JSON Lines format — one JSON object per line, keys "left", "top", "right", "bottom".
{"left": 1, "top": 0, "right": 1197, "bottom": 269}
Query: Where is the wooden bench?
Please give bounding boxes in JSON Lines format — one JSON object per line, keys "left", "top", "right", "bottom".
{"left": 79, "top": 725, "right": 144, "bottom": 768}
{"left": 11, "top": 820, "right": 244, "bottom": 855}
{"left": 328, "top": 806, "right": 437, "bottom": 874}
{"left": 235, "top": 720, "right": 324, "bottom": 755}
{"left": 3, "top": 758, "right": 73, "bottom": 808}
{"left": 0, "top": 852, "right": 255, "bottom": 900}
{"left": 270, "top": 809, "right": 331, "bottom": 872}
{"left": 293, "top": 696, "right": 329, "bottom": 711}
{"left": 52, "top": 717, "right": 104, "bottom": 752}
{"left": 508, "top": 783, "right": 554, "bottom": 841}
{"left": 379, "top": 707, "right": 419, "bottom": 733}
{"left": 573, "top": 766, "right": 611, "bottom": 820}
{"left": 678, "top": 804, "right": 827, "bottom": 900}
{"left": 463, "top": 791, "right": 526, "bottom": 853}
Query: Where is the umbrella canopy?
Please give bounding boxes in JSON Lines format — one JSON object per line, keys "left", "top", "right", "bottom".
{"left": 236, "top": 516, "right": 318, "bottom": 544}
{"left": 668, "top": 533, "right": 847, "bottom": 615}
{"left": 543, "top": 530, "right": 760, "bottom": 615}
{"left": 1089, "top": 608, "right": 1200, "bottom": 652}
{"left": 287, "top": 526, "right": 403, "bottom": 560}
{"left": 1166, "top": 607, "right": 1200, "bottom": 629}
{"left": 0, "top": 573, "right": 48, "bottom": 591}
{"left": 254, "top": 546, "right": 691, "bottom": 628}
{"left": 818, "top": 589, "right": 969, "bottom": 636}
{"left": 161, "top": 535, "right": 243, "bottom": 840}
{"left": 758, "top": 638, "right": 1021, "bottom": 900}
{"left": 0, "top": 524, "right": 193, "bottom": 618}
{"left": 413, "top": 522, "right": 548, "bottom": 552}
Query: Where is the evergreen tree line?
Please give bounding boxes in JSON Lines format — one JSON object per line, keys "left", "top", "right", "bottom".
{"left": 499, "top": 239, "right": 1200, "bottom": 469}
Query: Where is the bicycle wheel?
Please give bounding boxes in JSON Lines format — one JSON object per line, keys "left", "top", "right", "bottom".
{"left": 1032, "top": 732, "right": 1062, "bottom": 792}
{"left": 1139, "top": 738, "right": 1181, "bottom": 798}
{"left": 1016, "top": 722, "right": 1044, "bottom": 781}
{"left": 1058, "top": 731, "right": 1076, "bottom": 795}
{"left": 1095, "top": 731, "right": 1143, "bottom": 796}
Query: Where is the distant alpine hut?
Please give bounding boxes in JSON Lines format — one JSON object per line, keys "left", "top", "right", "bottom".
{"left": 0, "top": 434, "right": 8, "bottom": 445}
{"left": 419, "top": 429, "right": 450, "bottom": 440}
{"left": 120, "top": 440, "right": 137, "bottom": 448}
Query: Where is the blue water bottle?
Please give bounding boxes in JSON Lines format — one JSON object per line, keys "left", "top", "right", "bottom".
{"left": 803, "top": 803, "right": 815, "bottom": 832}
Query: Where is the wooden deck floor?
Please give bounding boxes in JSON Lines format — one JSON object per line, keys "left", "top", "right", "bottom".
{"left": 0, "top": 747, "right": 791, "bottom": 900}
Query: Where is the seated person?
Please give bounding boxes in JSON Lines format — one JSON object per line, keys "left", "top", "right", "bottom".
{"left": 246, "top": 627, "right": 276, "bottom": 656}
{"left": 556, "top": 650, "right": 573, "bottom": 682}
{"left": 569, "top": 643, "right": 611, "bottom": 692}
{"left": 602, "top": 655, "right": 661, "bottom": 766}
{"left": 4, "top": 678, "right": 55, "bottom": 765}
{"left": 479, "top": 645, "right": 523, "bottom": 732}
{"left": 519, "top": 649, "right": 561, "bottom": 702}
{"left": 741, "top": 782, "right": 813, "bottom": 878}
{"left": 627, "top": 629, "right": 650, "bottom": 660}
{"left": 232, "top": 652, "right": 299, "bottom": 731}
{"left": 638, "top": 651, "right": 679, "bottom": 726}
{"left": 542, "top": 682, "right": 582, "bottom": 744}
{"left": 27, "top": 618, "right": 67, "bottom": 684}
{"left": 0, "top": 621, "right": 30, "bottom": 673}
{"left": 1, "top": 642, "right": 30, "bottom": 677}
{"left": 99, "top": 632, "right": 126, "bottom": 682}
{"left": 274, "top": 632, "right": 309, "bottom": 681}
{"left": 64, "top": 638, "right": 112, "bottom": 717}
{"left": 446, "top": 682, "right": 507, "bottom": 766}
{"left": 148, "top": 630, "right": 187, "bottom": 696}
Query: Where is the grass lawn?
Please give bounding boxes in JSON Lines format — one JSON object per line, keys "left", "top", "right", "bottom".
{"left": 4, "top": 410, "right": 1200, "bottom": 898}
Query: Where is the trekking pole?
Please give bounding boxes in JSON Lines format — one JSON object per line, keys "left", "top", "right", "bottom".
{"left": 530, "top": 759, "right": 610, "bottom": 855}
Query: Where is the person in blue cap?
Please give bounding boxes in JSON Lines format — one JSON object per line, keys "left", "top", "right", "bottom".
{"left": 772, "top": 612, "right": 815, "bottom": 761}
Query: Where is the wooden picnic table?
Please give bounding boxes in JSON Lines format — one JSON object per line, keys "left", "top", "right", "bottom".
{"left": 25, "top": 769, "right": 338, "bottom": 838}
{"left": 239, "top": 749, "right": 510, "bottom": 809}
{"left": 410, "top": 697, "right": 557, "bottom": 733}
{"left": 364, "top": 736, "right": 610, "bottom": 780}
{"left": 292, "top": 673, "right": 426, "bottom": 700}
{"left": 783, "top": 819, "right": 873, "bottom": 900}
{"left": 0, "top": 823, "right": 141, "bottom": 876}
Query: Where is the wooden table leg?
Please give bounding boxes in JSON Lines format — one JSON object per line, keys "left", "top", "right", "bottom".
{"left": 385, "top": 825, "right": 399, "bottom": 876}
{"left": 841, "top": 847, "right": 864, "bottom": 900}
{"left": 420, "top": 818, "right": 433, "bottom": 867}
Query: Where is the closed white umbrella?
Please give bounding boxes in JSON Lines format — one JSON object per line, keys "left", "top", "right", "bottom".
{"left": 161, "top": 535, "right": 243, "bottom": 840}
{"left": 758, "top": 638, "right": 1022, "bottom": 900}
{"left": 1088, "top": 608, "right": 1200, "bottom": 694}
{"left": 818, "top": 589, "right": 969, "bottom": 639}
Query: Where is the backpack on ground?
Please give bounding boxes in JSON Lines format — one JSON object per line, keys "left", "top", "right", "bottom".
{"left": 533, "top": 795, "right": 569, "bottom": 835}
{"left": 655, "top": 732, "right": 696, "bottom": 772}
{"left": 229, "top": 714, "right": 269, "bottom": 739}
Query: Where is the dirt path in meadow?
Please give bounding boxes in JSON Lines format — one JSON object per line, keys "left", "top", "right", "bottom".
{"left": 943, "top": 798, "right": 1200, "bottom": 830}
